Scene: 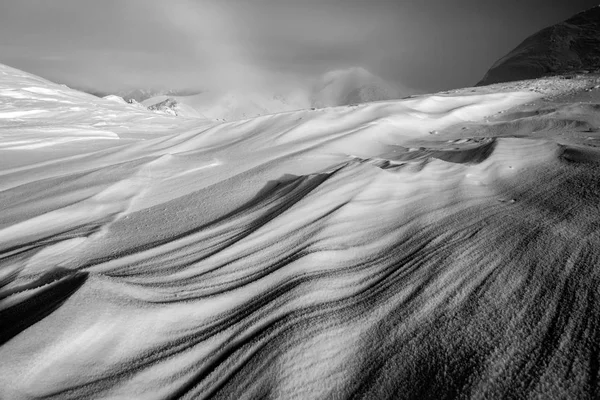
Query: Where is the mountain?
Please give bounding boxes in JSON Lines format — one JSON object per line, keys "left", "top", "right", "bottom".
{"left": 478, "top": 5, "right": 600, "bottom": 86}
{"left": 109, "top": 88, "right": 202, "bottom": 103}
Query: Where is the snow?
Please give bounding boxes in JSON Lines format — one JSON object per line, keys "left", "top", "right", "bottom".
{"left": 102, "top": 94, "right": 127, "bottom": 104}
{"left": 2, "top": 62, "right": 600, "bottom": 399}
{"left": 22, "top": 87, "right": 61, "bottom": 95}
{"left": 0, "top": 109, "right": 49, "bottom": 119}
{"left": 0, "top": 89, "right": 29, "bottom": 99}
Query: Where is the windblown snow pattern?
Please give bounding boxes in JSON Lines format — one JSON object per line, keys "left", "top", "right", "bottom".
{"left": 2, "top": 63, "right": 600, "bottom": 399}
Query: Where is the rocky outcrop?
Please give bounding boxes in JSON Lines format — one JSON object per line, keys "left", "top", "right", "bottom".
{"left": 146, "top": 97, "right": 182, "bottom": 116}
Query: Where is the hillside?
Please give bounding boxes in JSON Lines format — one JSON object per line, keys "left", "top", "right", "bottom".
{"left": 478, "top": 5, "right": 600, "bottom": 86}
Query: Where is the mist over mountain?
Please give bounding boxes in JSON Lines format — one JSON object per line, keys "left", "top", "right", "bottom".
{"left": 311, "top": 67, "right": 404, "bottom": 107}
{"left": 144, "top": 89, "right": 310, "bottom": 121}
{"left": 134, "top": 67, "right": 410, "bottom": 121}
{"left": 478, "top": 5, "right": 600, "bottom": 85}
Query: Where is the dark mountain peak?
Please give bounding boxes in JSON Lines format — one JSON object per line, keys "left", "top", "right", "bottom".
{"left": 477, "top": 6, "right": 600, "bottom": 86}
{"left": 565, "top": 5, "right": 600, "bottom": 26}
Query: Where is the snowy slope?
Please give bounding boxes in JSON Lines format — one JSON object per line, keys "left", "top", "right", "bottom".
{"left": 3, "top": 63, "right": 600, "bottom": 399}
{"left": 0, "top": 64, "right": 210, "bottom": 162}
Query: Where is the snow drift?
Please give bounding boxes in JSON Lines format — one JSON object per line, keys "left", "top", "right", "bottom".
{"left": 2, "top": 62, "right": 600, "bottom": 399}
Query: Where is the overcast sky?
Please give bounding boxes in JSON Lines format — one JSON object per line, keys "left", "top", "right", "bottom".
{"left": 0, "top": 0, "right": 598, "bottom": 93}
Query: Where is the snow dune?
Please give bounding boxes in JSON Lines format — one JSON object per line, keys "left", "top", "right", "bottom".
{"left": 2, "top": 64, "right": 600, "bottom": 399}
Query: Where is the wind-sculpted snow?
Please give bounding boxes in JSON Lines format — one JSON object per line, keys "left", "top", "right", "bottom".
{"left": 2, "top": 64, "right": 600, "bottom": 399}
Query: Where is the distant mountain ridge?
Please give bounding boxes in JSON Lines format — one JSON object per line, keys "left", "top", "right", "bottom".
{"left": 478, "top": 5, "right": 600, "bottom": 86}
{"left": 117, "top": 88, "right": 202, "bottom": 103}
{"left": 87, "top": 88, "right": 202, "bottom": 103}
{"left": 84, "top": 67, "right": 410, "bottom": 121}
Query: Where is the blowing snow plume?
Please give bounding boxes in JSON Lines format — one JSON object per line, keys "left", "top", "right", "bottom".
{"left": 136, "top": 67, "right": 406, "bottom": 122}
{"left": 3, "top": 57, "right": 600, "bottom": 400}
{"left": 310, "top": 67, "right": 405, "bottom": 107}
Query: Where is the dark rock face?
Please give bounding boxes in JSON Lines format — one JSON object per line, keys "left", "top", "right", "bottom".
{"left": 147, "top": 98, "right": 180, "bottom": 116}
{"left": 478, "top": 6, "right": 600, "bottom": 86}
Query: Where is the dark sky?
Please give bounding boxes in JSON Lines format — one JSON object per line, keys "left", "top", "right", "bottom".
{"left": 0, "top": 0, "right": 598, "bottom": 93}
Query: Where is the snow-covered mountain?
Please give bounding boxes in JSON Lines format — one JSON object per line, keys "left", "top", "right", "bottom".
{"left": 478, "top": 5, "right": 600, "bottom": 86}
{"left": 90, "top": 88, "right": 202, "bottom": 103}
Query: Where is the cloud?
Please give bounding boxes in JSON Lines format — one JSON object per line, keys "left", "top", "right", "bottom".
{"left": 1, "top": 0, "right": 599, "bottom": 93}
